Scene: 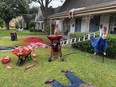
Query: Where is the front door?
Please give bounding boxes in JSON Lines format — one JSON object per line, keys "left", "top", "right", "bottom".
{"left": 89, "top": 16, "right": 100, "bottom": 32}
{"left": 75, "top": 17, "right": 82, "bottom": 32}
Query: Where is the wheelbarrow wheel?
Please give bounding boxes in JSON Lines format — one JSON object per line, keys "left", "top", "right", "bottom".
{"left": 16, "top": 58, "right": 24, "bottom": 66}
{"left": 48, "top": 57, "right": 52, "bottom": 62}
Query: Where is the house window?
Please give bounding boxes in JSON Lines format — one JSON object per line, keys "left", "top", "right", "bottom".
{"left": 112, "top": 16, "right": 116, "bottom": 26}
{"left": 41, "top": 23, "right": 43, "bottom": 29}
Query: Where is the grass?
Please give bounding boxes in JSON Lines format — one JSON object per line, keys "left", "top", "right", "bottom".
{"left": 0, "top": 29, "right": 116, "bottom": 87}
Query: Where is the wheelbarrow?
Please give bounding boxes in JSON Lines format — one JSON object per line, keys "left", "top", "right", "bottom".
{"left": 12, "top": 45, "right": 33, "bottom": 66}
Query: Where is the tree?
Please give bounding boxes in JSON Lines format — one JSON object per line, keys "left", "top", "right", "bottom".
{"left": 31, "top": 0, "right": 63, "bottom": 32}
{"left": 29, "top": 7, "right": 39, "bottom": 14}
{"left": 0, "top": 18, "right": 4, "bottom": 28}
{"left": 31, "top": 0, "right": 52, "bottom": 32}
{"left": 0, "top": 0, "right": 29, "bottom": 30}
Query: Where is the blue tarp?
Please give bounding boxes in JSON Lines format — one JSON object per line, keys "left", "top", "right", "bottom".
{"left": 0, "top": 46, "right": 17, "bottom": 50}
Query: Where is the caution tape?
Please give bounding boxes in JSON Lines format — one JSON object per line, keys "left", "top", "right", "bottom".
{"left": 60, "top": 29, "right": 103, "bottom": 46}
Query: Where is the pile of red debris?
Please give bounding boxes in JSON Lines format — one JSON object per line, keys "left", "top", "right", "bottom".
{"left": 22, "top": 37, "right": 48, "bottom": 48}
{"left": 23, "top": 37, "right": 43, "bottom": 43}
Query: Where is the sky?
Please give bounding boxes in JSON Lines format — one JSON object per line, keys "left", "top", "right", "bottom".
{"left": 29, "top": 0, "right": 65, "bottom": 8}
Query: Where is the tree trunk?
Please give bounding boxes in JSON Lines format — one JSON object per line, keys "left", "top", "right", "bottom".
{"left": 5, "top": 21, "right": 10, "bottom": 30}
{"left": 40, "top": 6, "right": 48, "bottom": 32}
{"left": 44, "top": 18, "right": 47, "bottom": 32}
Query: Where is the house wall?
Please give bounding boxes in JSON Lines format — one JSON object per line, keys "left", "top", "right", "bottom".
{"left": 81, "top": 17, "right": 90, "bottom": 32}
{"left": 57, "top": 20, "right": 63, "bottom": 33}
{"left": 35, "top": 23, "right": 39, "bottom": 29}
{"left": 81, "top": 15, "right": 110, "bottom": 33}
{"left": 62, "top": 15, "right": 111, "bottom": 35}
{"left": 63, "top": 19, "right": 70, "bottom": 35}
{"left": 100, "top": 15, "right": 110, "bottom": 33}
{"left": 109, "top": 15, "right": 116, "bottom": 33}
{"left": 35, "top": 22, "right": 44, "bottom": 31}
{"left": 68, "top": 15, "right": 110, "bottom": 33}
{"left": 70, "top": 19, "right": 75, "bottom": 33}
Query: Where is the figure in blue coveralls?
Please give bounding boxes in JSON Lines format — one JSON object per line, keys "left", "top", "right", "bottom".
{"left": 90, "top": 33, "right": 107, "bottom": 55}
{"left": 45, "top": 70, "right": 96, "bottom": 87}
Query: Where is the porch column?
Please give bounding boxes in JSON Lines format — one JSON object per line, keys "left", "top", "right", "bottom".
{"left": 50, "top": 19, "right": 52, "bottom": 35}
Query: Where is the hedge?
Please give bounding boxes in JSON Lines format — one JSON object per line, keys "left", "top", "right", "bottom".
{"left": 70, "top": 32, "right": 116, "bottom": 59}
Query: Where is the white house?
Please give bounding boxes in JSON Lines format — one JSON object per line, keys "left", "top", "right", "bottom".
{"left": 49, "top": 0, "right": 116, "bottom": 35}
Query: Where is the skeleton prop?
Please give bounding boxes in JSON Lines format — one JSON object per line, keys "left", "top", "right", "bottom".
{"left": 68, "top": 7, "right": 85, "bottom": 18}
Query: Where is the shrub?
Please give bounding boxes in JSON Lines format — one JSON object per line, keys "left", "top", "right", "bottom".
{"left": 29, "top": 21, "right": 36, "bottom": 29}
{"left": 29, "top": 27, "right": 35, "bottom": 32}
{"left": 70, "top": 32, "right": 116, "bottom": 59}
{"left": 29, "top": 20, "right": 45, "bottom": 33}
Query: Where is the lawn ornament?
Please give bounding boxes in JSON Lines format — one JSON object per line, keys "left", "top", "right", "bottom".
{"left": 90, "top": 27, "right": 108, "bottom": 63}
{"left": 5, "top": 64, "right": 13, "bottom": 70}
{"left": 12, "top": 38, "right": 48, "bottom": 65}
{"left": 1, "top": 56, "right": 13, "bottom": 70}
{"left": 47, "top": 20, "right": 64, "bottom": 62}
{"left": 1, "top": 56, "right": 11, "bottom": 64}
{"left": 59, "top": 26, "right": 108, "bottom": 63}
{"left": 103, "top": 26, "right": 107, "bottom": 35}
{"left": 0, "top": 46, "right": 17, "bottom": 50}
{"left": 23, "top": 37, "right": 43, "bottom": 43}
{"left": 12, "top": 45, "right": 33, "bottom": 66}
{"left": 32, "top": 54, "right": 37, "bottom": 61}
{"left": 68, "top": 7, "right": 85, "bottom": 18}
{"left": 23, "top": 37, "right": 48, "bottom": 48}
{"left": 90, "top": 35, "right": 107, "bottom": 55}
{"left": 29, "top": 42, "right": 48, "bottom": 48}
{"left": 23, "top": 64, "right": 35, "bottom": 71}
{"left": 47, "top": 35, "right": 64, "bottom": 62}
{"left": 10, "top": 31, "right": 18, "bottom": 41}
{"left": 54, "top": 20, "right": 59, "bottom": 35}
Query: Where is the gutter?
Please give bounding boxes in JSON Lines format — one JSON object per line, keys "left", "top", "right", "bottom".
{"left": 49, "top": 1, "right": 116, "bottom": 19}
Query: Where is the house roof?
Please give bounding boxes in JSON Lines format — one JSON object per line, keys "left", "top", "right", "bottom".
{"left": 59, "top": 0, "right": 116, "bottom": 12}
{"left": 49, "top": 0, "right": 116, "bottom": 19}
{"left": 47, "top": 6, "right": 61, "bottom": 16}
{"left": 23, "top": 14, "right": 35, "bottom": 22}
{"left": 54, "top": 7, "right": 61, "bottom": 14}
{"left": 35, "top": 15, "right": 44, "bottom": 22}
{"left": 35, "top": 6, "right": 61, "bottom": 22}
{"left": 47, "top": 7, "right": 55, "bottom": 16}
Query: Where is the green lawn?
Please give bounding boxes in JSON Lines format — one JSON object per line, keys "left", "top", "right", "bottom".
{"left": 0, "top": 30, "right": 116, "bottom": 87}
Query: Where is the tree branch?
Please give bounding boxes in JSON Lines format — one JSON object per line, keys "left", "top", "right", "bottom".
{"left": 48, "top": 0, "right": 52, "bottom": 4}
{"left": 40, "top": 0, "right": 44, "bottom": 6}
{"left": 37, "top": 0, "right": 42, "bottom": 6}
{"left": 48, "top": 0, "right": 53, "bottom": 4}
